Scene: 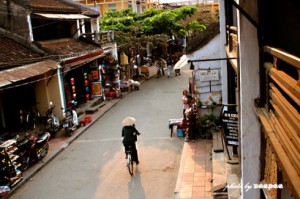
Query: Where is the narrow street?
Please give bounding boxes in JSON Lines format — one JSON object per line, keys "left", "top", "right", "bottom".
{"left": 9, "top": 67, "right": 192, "bottom": 199}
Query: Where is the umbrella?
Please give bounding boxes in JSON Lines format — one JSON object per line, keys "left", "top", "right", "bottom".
{"left": 174, "top": 54, "right": 190, "bottom": 70}
{"left": 122, "top": 117, "right": 136, "bottom": 126}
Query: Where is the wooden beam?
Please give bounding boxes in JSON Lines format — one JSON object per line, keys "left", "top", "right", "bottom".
{"left": 264, "top": 46, "right": 300, "bottom": 70}
{"left": 265, "top": 62, "right": 300, "bottom": 105}
{"left": 256, "top": 108, "right": 300, "bottom": 199}
{"left": 270, "top": 86, "right": 300, "bottom": 134}
{"left": 269, "top": 110, "right": 300, "bottom": 173}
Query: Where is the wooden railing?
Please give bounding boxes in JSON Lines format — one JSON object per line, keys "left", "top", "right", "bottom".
{"left": 225, "top": 25, "right": 238, "bottom": 72}
{"left": 80, "top": 31, "right": 114, "bottom": 46}
{"left": 256, "top": 46, "right": 300, "bottom": 199}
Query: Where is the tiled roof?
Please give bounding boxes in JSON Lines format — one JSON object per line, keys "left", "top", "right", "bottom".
{"left": 60, "top": 0, "right": 100, "bottom": 16}
{"left": 37, "top": 38, "right": 102, "bottom": 59}
{"left": 12, "top": 0, "right": 81, "bottom": 13}
{"left": 11, "top": 0, "right": 100, "bottom": 16}
{"left": 0, "top": 35, "right": 43, "bottom": 69}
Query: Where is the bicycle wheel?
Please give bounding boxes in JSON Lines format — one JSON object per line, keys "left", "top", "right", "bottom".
{"left": 127, "top": 153, "right": 134, "bottom": 176}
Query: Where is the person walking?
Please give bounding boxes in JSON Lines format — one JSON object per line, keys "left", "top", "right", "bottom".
{"left": 121, "top": 117, "right": 140, "bottom": 165}
{"left": 167, "top": 58, "right": 173, "bottom": 78}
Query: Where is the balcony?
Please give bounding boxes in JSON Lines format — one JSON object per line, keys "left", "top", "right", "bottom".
{"left": 256, "top": 46, "right": 300, "bottom": 199}
{"left": 80, "top": 30, "right": 115, "bottom": 47}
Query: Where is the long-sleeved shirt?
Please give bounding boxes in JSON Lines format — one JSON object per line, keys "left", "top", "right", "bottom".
{"left": 122, "top": 125, "right": 140, "bottom": 145}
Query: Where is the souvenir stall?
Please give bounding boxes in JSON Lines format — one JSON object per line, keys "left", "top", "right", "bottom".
{"left": 119, "top": 52, "right": 133, "bottom": 92}
{"left": 101, "top": 54, "right": 121, "bottom": 99}
{"left": 64, "top": 58, "right": 105, "bottom": 108}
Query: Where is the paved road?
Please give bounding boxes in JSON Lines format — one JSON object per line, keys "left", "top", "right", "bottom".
{"left": 10, "top": 68, "right": 191, "bottom": 199}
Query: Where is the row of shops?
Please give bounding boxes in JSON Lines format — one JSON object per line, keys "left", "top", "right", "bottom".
{"left": 0, "top": 47, "right": 140, "bottom": 133}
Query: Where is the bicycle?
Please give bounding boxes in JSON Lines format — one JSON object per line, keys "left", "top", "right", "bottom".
{"left": 126, "top": 146, "right": 134, "bottom": 176}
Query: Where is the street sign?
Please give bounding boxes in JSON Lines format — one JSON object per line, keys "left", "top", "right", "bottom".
{"left": 222, "top": 110, "right": 239, "bottom": 146}
{"left": 199, "top": 70, "right": 219, "bottom": 81}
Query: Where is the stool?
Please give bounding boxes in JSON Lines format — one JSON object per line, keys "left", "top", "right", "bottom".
{"left": 84, "top": 115, "right": 92, "bottom": 124}
{"left": 79, "top": 120, "right": 86, "bottom": 127}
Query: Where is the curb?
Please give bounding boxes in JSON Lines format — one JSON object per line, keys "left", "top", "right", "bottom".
{"left": 4, "top": 98, "right": 123, "bottom": 199}
{"left": 173, "top": 140, "right": 188, "bottom": 198}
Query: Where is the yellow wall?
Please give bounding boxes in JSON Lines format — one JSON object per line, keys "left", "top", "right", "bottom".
{"left": 34, "top": 72, "right": 64, "bottom": 120}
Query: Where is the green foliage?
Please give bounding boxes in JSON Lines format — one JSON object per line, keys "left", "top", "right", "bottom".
{"left": 99, "top": 6, "right": 208, "bottom": 57}
{"left": 100, "top": 6, "right": 202, "bottom": 37}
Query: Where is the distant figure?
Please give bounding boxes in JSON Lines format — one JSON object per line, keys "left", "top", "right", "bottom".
{"left": 167, "top": 58, "right": 173, "bottom": 78}
{"left": 182, "top": 90, "right": 190, "bottom": 118}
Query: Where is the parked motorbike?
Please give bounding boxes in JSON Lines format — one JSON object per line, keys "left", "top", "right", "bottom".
{"left": 43, "top": 102, "right": 61, "bottom": 138}
{"left": 19, "top": 106, "right": 40, "bottom": 130}
{"left": 61, "top": 102, "right": 79, "bottom": 137}
{"left": 16, "top": 132, "right": 51, "bottom": 171}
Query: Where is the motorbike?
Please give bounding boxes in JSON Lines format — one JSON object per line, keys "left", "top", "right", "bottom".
{"left": 61, "top": 102, "right": 79, "bottom": 137}
{"left": 19, "top": 106, "right": 40, "bottom": 130}
{"left": 43, "top": 102, "right": 61, "bottom": 138}
{"left": 16, "top": 131, "right": 51, "bottom": 171}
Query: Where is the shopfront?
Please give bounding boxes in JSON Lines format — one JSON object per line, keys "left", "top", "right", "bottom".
{"left": 62, "top": 53, "right": 106, "bottom": 108}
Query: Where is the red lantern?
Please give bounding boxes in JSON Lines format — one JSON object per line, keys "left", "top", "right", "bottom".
{"left": 70, "top": 78, "right": 75, "bottom": 85}
{"left": 84, "top": 80, "right": 89, "bottom": 87}
{"left": 86, "top": 94, "right": 90, "bottom": 101}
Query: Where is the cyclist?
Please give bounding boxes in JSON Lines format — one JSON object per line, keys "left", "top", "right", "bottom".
{"left": 122, "top": 117, "right": 140, "bottom": 165}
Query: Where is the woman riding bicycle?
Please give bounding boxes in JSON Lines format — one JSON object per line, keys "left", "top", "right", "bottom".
{"left": 122, "top": 117, "right": 140, "bottom": 165}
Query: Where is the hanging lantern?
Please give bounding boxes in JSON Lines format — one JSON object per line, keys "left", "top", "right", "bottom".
{"left": 72, "top": 86, "right": 76, "bottom": 93}
{"left": 86, "top": 94, "right": 90, "bottom": 101}
{"left": 190, "top": 62, "right": 194, "bottom": 70}
{"left": 70, "top": 78, "right": 75, "bottom": 85}
{"left": 84, "top": 80, "right": 89, "bottom": 87}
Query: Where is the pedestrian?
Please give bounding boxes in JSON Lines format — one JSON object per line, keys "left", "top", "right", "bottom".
{"left": 182, "top": 90, "right": 190, "bottom": 119}
{"left": 160, "top": 58, "right": 166, "bottom": 76}
{"left": 121, "top": 117, "right": 140, "bottom": 165}
{"left": 167, "top": 58, "right": 173, "bottom": 78}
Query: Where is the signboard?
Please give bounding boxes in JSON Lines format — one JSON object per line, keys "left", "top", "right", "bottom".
{"left": 222, "top": 111, "right": 239, "bottom": 146}
{"left": 199, "top": 70, "right": 219, "bottom": 81}
{"left": 91, "top": 82, "right": 102, "bottom": 97}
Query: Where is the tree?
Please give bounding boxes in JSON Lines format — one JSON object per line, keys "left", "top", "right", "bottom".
{"left": 99, "top": 6, "right": 206, "bottom": 57}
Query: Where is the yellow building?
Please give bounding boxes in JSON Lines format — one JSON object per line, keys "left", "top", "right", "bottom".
{"left": 73, "top": 0, "right": 159, "bottom": 15}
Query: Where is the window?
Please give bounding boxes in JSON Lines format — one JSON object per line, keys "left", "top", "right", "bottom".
{"left": 108, "top": 3, "right": 116, "bottom": 8}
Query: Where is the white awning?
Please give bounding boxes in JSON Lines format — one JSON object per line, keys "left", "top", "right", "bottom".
{"left": 174, "top": 54, "right": 190, "bottom": 69}
{"left": 34, "top": 13, "right": 89, "bottom": 19}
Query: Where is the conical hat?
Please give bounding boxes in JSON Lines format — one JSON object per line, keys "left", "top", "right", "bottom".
{"left": 122, "top": 117, "right": 136, "bottom": 126}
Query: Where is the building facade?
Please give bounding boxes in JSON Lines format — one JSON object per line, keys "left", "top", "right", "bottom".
{"left": 189, "top": 0, "right": 299, "bottom": 198}
{"left": 0, "top": 0, "right": 116, "bottom": 133}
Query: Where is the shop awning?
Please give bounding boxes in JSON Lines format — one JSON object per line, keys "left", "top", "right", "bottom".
{"left": 0, "top": 60, "right": 59, "bottom": 88}
{"left": 63, "top": 51, "right": 106, "bottom": 68}
{"left": 174, "top": 55, "right": 190, "bottom": 70}
{"left": 34, "top": 13, "right": 89, "bottom": 20}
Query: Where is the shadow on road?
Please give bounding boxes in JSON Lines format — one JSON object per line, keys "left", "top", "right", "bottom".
{"left": 128, "top": 168, "right": 145, "bottom": 199}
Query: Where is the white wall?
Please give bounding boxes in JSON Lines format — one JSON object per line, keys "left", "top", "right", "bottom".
{"left": 238, "top": 11, "right": 261, "bottom": 199}
{"left": 188, "top": 33, "right": 227, "bottom": 107}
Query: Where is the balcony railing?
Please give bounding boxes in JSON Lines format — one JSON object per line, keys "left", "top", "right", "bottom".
{"left": 80, "top": 31, "right": 115, "bottom": 46}
{"left": 256, "top": 46, "right": 300, "bottom": 199}
{"left": 225, "top": 25, "right": 238, "bottom": 72}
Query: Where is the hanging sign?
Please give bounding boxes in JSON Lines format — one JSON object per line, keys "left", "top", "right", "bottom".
{"left": 199, "top": 70, "right": 219, "bottom": 81}
{"left": 222, "top": 110, "right": 239, "bottom": 146}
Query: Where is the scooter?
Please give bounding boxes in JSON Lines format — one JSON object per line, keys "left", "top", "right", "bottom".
{"left": 16, "top": 131, "right": 51, "bottom": 171}
{"left": 44, "top": 102, "right": 61, "bottom": 137}
{"left": 62, "top": 102, "right": 79, "bottom": 137}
